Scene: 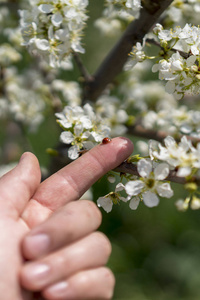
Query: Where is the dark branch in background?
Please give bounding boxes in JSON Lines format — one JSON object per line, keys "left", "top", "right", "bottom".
{"left": 84, "top": 0, "right": 174, "bottom": 102}
{"left": 114, "top": 161, "right": 200, "bottom": 185}
{"left": 128, "top": 123, "right": 170, "bottom": 143}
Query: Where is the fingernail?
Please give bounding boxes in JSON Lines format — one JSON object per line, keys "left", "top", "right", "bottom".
{"left": 47, "top": 281, "right": 69, "bottom": 297}
{"left": 25, "top": 234, "right": 50, "bottom": 257}
{"left": 24, "top": 263, "right": 50, "bottom": 285}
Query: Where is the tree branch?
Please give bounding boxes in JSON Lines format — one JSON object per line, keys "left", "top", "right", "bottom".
{"left": 114, "top": 161, "right": 200, "bottom": 185}
{"left": 84, "top": 0, "right": 174, "bottom": 102}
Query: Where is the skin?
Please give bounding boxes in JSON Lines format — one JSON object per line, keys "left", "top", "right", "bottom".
{"left": 0, "top": 137, "right": 133, "bottom": 300}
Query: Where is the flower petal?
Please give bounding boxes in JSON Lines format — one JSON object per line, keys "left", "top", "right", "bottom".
{"left": 52, "top": 12, "right": 63, "bottom": 27}
{"left": 125, "top": 180, "right": 144, "bottom": 196}
{"left": 35, "top": 39, "right": 49, "bottom": 51}
{"left": 38, "top": 4, "right": 54, "bottom": 13}
{"left": 129, "top": 196, "right": 140, "bottom": 210}
{"left": 156, "top": 183, "right": 174, "bottom": 198}
{"left": 154, "top": 163, "right": 169, "bottom": 180}
{"left": 97, "top": 196, "right": 113, "bottom": 213}
{"left": 74, "top": 124, "right": 83, "bottom": 136}
{"left": 143, "top": 191, "right": 159, "bottom": 207}
{"left": 115, "top": 182, "right": 125, "bottom": 192}
{"left": 137, "top": 159, "right": 152, "bottom": 178}
{"left": 68, "top": 145, "right": 79, "bottom": 160}
{"left": 60, "top": 131, "right": 74, "bottom": 144}
{"left": 176, "top": 167, "right": 191, "bottom": 177}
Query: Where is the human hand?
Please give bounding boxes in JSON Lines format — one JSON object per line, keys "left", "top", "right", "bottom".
{"left": 0, "top": 137, "right": 133, "bottom": 299}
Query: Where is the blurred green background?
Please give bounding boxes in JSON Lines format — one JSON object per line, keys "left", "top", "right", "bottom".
{"left": 1, "top": 1, "right": 200, "bottom": 299}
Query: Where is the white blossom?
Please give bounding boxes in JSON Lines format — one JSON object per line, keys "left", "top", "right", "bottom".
{"left": 125, "top": 159, "right": 173, "bottom": 208}
{"left": 153, "top": 135, "right": 200, "bottom": 177}
{"left": 152, "top": 24, "right": 200, "bottom": 98}
{"left": 57, "top": 104, "right": 111, "bottom": 159}
{"left": 19, "top": 0, "right": 89, "bottom": 68}
{"left": 97, "top": 183, "right": 127, "bottom": 213}
{"left": 0, "top": 44, "right": 22, "bottom": 66}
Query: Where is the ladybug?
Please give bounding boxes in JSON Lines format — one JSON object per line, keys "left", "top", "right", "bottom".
{"left": 102, "top": 137, "right": 111, "bottom": 144}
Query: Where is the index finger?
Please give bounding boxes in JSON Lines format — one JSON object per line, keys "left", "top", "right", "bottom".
{"left": 22, "top": 137, "right": 133, "bottom": 226}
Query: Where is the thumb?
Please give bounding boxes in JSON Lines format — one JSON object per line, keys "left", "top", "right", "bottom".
{"left": 0, "top": 152, "right": 41, "bottom": 219}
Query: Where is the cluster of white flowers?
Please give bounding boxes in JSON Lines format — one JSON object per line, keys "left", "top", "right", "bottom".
{"left": 0, "top": 67, "right": 48, "bottom": 131}
{"left": 56, "top": 104, "right": 111, "bottom": 160}
{"left": 166, "top": 0, "right": 200, "bottom": 26}
{"left": 119, "top": 62, "right": 177, "bottom": 114}
{"left": 97, "top": 158, "right": 174, "bottom": 213}
{"left": 95, "top": 0, "right": 141, "bottom": 36}
{"left": 95, "top": 95, "right": 129, "bottom": 136}
{"left": 19, "top": 0, "right": 89, "bottom": 68}
{"left": 120, "top": 58, "right": 200, "bottom": 139}
{"left": 142, "top": 104, "right": 200, "bottom": 139}
{"left": 152, "top": 135, "right": 200, "bottom": 178}
{"left": 97, "top": 135, "right": 200, "bottom": 213}
{"left": 152, "top": 23, "right": 200, "bottom": 99}
{"left": 125, "top": 159, "right": 173, "bottom": 209}
{"left": 51, "top": 80, "right": 81, "bottom": 105}
{"left": 0, "top": 43, "right": 22, "bottom": 66}
{"left": 105, "top": 0, "right": 142, "bottom": 18}
{"left": 56, "top": 90, "right": 135, "bottom": 160}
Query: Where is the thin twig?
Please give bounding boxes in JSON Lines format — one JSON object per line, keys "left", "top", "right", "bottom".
{"left": 73, "top": 52, "right": 93, "bottom": 83}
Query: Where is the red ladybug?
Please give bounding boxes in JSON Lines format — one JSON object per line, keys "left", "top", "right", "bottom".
{"left": 102, "top": 137, "right": 111, "bottom": 144}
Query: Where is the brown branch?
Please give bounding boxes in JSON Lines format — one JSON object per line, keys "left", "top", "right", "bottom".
{"left": 114, "top": 161, "right": 200, "bottom": 185}
{"left": 128, "top": 124, "right": 169, "bottom": 143}
{"left": 84, "top": 0, "right": 174, "bottom": 102}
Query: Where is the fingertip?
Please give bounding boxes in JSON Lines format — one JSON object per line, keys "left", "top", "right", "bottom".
{"left": 19, "top": 152, "right": 39, "bottom": 167}
{"left": 112, "top": 137, "right": 134, "bottom": 155}
{"left": 18, "top": 152, "right": 41, "bottom": 185}
{"left": 98, "top": 136, "right": 134, "bottom": 163}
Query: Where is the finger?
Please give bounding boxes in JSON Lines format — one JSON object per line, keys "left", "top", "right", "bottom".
{"left": 22, "top": 200, "right": 102, "bottom": 259}
{"left": 20, "top": 232, "right": 111, "bottom": 291}
{"left": 22, "top": 137, "right": 133, "bottom": 226}
{"left": 43, "top": 267, "right": 115, "bottom": 300}
{"left": 0, "top": 152, "right": 41, "bottom": 219}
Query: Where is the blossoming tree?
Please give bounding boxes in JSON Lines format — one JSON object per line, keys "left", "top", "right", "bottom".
{"left": 1, "top": 0, "right": 200, "bottom": 213}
